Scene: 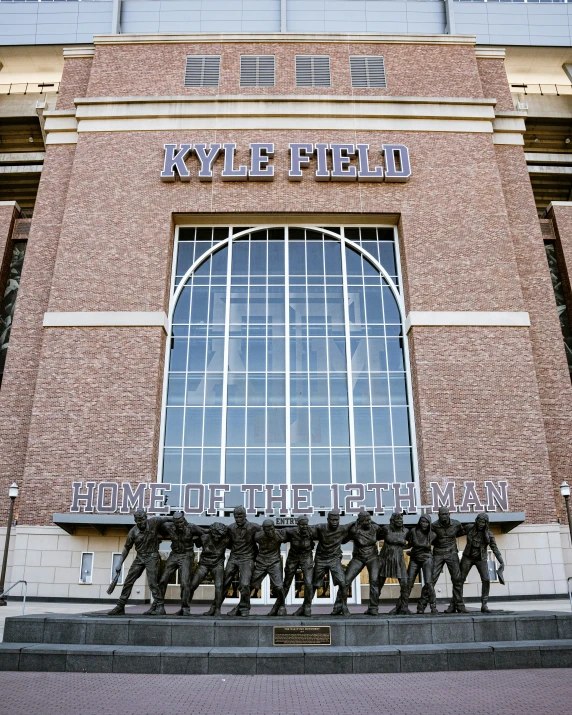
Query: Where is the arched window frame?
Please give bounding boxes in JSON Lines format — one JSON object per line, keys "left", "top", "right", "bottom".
{"left": 158, "top": 224, "right": 420, "bottom": 512}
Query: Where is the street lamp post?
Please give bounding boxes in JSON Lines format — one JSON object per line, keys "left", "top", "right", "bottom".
{"left": 0, "top": 482, "right": 19, "bottom": 606}
{"left": 560, "top": 481, "right": 572, "bottom": 544}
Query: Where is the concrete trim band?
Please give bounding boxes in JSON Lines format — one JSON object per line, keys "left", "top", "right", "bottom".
{"left": 43, "top": 311, "right": 169, "bottom": 333}
{"left": 405, "top": 311, "right": 531, "bottom": 334}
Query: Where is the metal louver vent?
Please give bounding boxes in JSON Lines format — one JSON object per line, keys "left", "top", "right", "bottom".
{"left": 295, "top": 55, "right": 331, "bottom": 88}
{"left": 240, "top": 55, "right": 275, "bottom": 87}
{"left": 184, "top": 55, "right": 221, "bottom": 88}
{"left": 350, "top": 56, "right": 387, "bottom": 88}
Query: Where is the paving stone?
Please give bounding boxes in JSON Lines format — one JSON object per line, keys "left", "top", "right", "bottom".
{"left": 303, "top": 646, "right": 353, "bottom": 674}
{"left": 349, "top": 645, "right": 401, "bottom": 673}
{"left": 388, "top": 618, "right": 433, "bottom": 645}
{"left": 0, "top": 644, "right": 21, "bottom": 671}
{"left": 493, "top": 642, "right": 542, "bottom": 669}
{"left": 128, "top": 620, "right": 172, "bottom": 647}
{"left": 214, "top": 621, "right": 259, "bottom": 647}
{"left": 43, "top": 618, "right": 86, "bottom": 645}
{"left": 256, "top": 647, "right": 305, "bottom": 675}
{"left": 3, "top": 617, "right": 45, "bottom": 644}
{"left": 345, "top": 621, "right": 389, "bottom": 647}
{"left": 85, "top": 618, "right": 129, "bottom": 646}
{"left": 398, "top": 644, "right": 448, "bottom": 673}
{"left": 473, "top": 616, "right": 517, "bottom": 643}
{"left": 160, "top": 647, "right": 211, "bottom": 674}
{"left": 446, "top": 643, "right": 495, "bottom": 671}
{"left": 65, "top": 645, "right": 114, "bottom": 673}
{"left": 208, "top": 647, "right": 258, "bottom": 674}
{"left": 431, "top": 618, "right": 475, "bottom": 644}
{"left": 19, "top": 645, "right": 68, "bottom": 672}
{"left": 515, "top": 616, "right": 558, "bottom": 641}
{"left": 112, "top": 646, "right": 166, "bottom": 674}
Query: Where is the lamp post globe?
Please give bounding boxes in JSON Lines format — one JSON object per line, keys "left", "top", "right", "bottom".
{"left": 560, "top": 481, "right": 572, "bottom": 545}
{"left": 0, "top": 482, "right": 19, "bottom": 606}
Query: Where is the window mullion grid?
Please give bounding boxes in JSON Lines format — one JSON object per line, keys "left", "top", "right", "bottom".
{"left": 379, "top": 272, "right": 397, "bottom": 488}
{"left": 284, "top": 226, "right": 291, "bottom": 511}
{"left": 245, "top": 237, "right": 251, "bottom": 472}
{"left": 305, "top": 235, "right": 311, "bottom": 488}
{"left": 323, "top": 235, "right": 333, "bottom": 498}
{"left": 340, "top": 228, "right": 357, "bottom": 485}
{"left": 264, "top": 232, "right": 269, "bottom": 494}
{"left": 219, "top": 228, "right": 234, "bottom": 513}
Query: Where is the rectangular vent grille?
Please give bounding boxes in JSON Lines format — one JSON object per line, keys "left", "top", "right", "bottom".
{"left": 350, "top": 56, "right": 387, "bottom": 88}
{"left": 184, "top": 55, "right": 221, "bottom": 88}
{"left": 240, "top": 55, "right": 275, "bottom": 87}
{"left": 295, "top": 55, "right": 331, "bottom": 88}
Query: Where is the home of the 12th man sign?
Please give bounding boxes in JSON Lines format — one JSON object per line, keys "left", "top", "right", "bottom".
{"left": 161, "top": 143, "right": 411, "bottom": 182}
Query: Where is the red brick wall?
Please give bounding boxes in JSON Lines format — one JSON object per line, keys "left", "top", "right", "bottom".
{"left": 477, "top": 58, "right": 515, "bottom": 112}
{"left": 2, "top": 40, "right": 563, "bottom": 526}
{"left": 56, "top": 57, "right": 93, "bottom": 111}
{"left": 87, "top": 42, "right": 484, "bottom": 99}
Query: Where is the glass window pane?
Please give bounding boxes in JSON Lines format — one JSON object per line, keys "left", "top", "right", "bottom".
{"left": 267, "top": 374, "right": 286, "bottom": 405}
{"left": 247, "top": 373, "right": 266, "bottom": 405}
{"left": 311, "top": 449, "right": 330, "bottom": 484}
{"left": 248, "top": 286, "right": 267, "bottom": 324}
{"left": 291, "top": 449, "right": 310, "bottom": 483}
{"left": 391, "top": 406, "right": 410, "bottom": 446}
{"left": 188, "top": 338, "right": 206, "bottom": 372}
{"left": 374, "top": 448, "right": 394, "bottom": 483}
{"left": 310, "top": 374, "right": 328, "bottom": 405}
{"left": 370, "top": 374, "right": 390, "bottom": 405}
{"left": 367, "top": 337, "right": 387, "bottom": 372}
{"left": 246, "top": 449, "right": 265, "bottom": 484}
{"left": 206, "top": 338, "right": 224, "bottom": 371}
{"left": 227, "top": 373, "right": 247, "bottom": 405}
{"left": 351, "top": 336, "right": 369, "bottom": 372}
{"left": 205, "top": 375, "right": 223, "bottom": 406}
{"left": 226, "top": 407, "right": 246, "bottom": 447}
{"left": 352, "top": 373, "right": 370, "bottom": 406}
{"left": 347, "top": 286, "right": 366, "bottom": 324}
{"left": 386, "top": 338, "right": 404, "bottom": 370}
{"left": 183, "top": 407, "right": 203, "bottom": 447}
{"left": 354, "top": 408, "right": 373, "bottom": 446}
{"left": 330, "top": 407, "right": 350, "bottom": 447}
{"left": 268, "top": 285, "right": 285, "bottom": 324}
{"left": 167, "top": 374, "right": 186, "bottom": 406}
{"left": 289, "top": 286, "right": 307, "bottom": 324}
{"left": 229, "top": 286, "right": 248, "bottom": 324}
{"left": 248, "top": 337, "right": 266, "bottom": 371}
{"left": 291, "top": 407, "right": 309, "bottom": 446}
{"left": 267, "top": 407, "right": 286, "bottom": 446}
{"left": 170, "top": 338, "right": 188, "bottom": 371}
{"left": 231, "top": 241, "right": 249, "bottom": 274}
{"left": 165, "top": 407, "right": 184, "bottom": 446}
{"left": 372, "top": 407, "right": 392, "bottom": 446}
{"left": 163, "top": 448, "right": 182, "bottom": 483}
{"left": 190, "top": 286, "right": 209, "bottom": 323}
{"left": 308, "top": 337, "right": 328, "bottom": 371}
{"left": 186, "top": 374, "right": 205, "bottom": 405}
{"left": 306, "top": 242, "right": 324, "bottom": 275}
{"left": 228, "top": 338, "right": 247, "bottom": 371}
{"left": 291, "top": 339, "right": 308, "bottom": 372}
{"left": 202, "top": 449, "right": 221, "bottom": 483}
{"left": 226, "top": 448, "right": 245, "bottom": 484}
{"left": 267, "top": 449, "right": 286, "bottom": 483}
{"left": 394, "top": 448, "right": 413, "bottom": 482}
{"left": 325, "top": 285, "right": 344, "bottom": 323}
{"left": 389, "top": 373, "right": 407, "bottom": 405}
{"left": 365, "top": 286, "right": 383, "bottom": 322}
{"left": 310, "top": 407, "right": 329, "bottom": 447}
{"left": 247, "top": 407, "right": 266, "bottom": 447}
{"left": 176, "top": 241, "right": 195, "bottom": 275}
{"left": 268, "top": 241, "right": 285, "bottom": 275}
{"left": 290, "top": 375, "right": 308, "bottom": 406}
{"left": 289, "top": 242, "right": 306, "bottom": 274}
{"left": 173, "top": 286, "right": 191, "bottom": 323}
{"left": 331, "top": 449, "right": 350, "bottom": 484}
{"left": 209, "top": 285, "right": 227, "bottom": 324}
{"left": 328, "top": 338, "right": 346, "bottom": 371}
{"left": 379, "top": 241, "right": 396, "bottom": 275}
{"left": 267, "top": 337, "right": 286, "bottom": 371}
{"left": 356, "top": 448, "right": 375, "bottom": 484}
{"left": 324, "top": 241, "right": 342, "bottom": 274}
{"left": 383, "top": 285, "right": 401, "bottom": 323}
{"left": 182, "top": 449, "right": 202, "bottom": 483}
{"left": 345, "top": 246, "right": 363, "bottom": 276}
{"left": 307, "top": 285, "right": 326, "bottom": 323}
{"left": 250, "top": 242, "right": 267, "bottom": 275}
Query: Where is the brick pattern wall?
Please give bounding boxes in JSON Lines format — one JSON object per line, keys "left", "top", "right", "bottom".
{"left": 56, "top": 57, "right": 93, "bottom": 111}
{"left": 476, "top": 57, "right": 515, "bottom": 112}
{"left": 87, "top": 42, "right": 484, "bottom": 99}
{"left": 494, "top": 146, "right": 572, "bottom": 526}
{"left": 0, "top": 204, "right": 18, "bottom": 305}
{"left": 0, "top": 146, "right": 76, "bottom": 523}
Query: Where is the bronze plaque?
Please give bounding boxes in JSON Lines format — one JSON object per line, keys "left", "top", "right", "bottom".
{"left": 273, "top": 625, "right": 331, "bottom": 646}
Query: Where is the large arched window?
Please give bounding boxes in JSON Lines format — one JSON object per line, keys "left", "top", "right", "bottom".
{"left": 160, "top": 226, "right": 417, "bottom": 513}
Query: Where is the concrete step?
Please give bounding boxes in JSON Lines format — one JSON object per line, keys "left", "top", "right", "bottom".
{"left": 1, "top": 639, "right": 572, "bottom": 674}
{"left": 4, "top": 611, "right": 572, "bottom": 648}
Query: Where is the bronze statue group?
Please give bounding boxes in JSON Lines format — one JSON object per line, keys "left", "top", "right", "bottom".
{"left": 108, "top": 505, "right": 505, "bottom": 617}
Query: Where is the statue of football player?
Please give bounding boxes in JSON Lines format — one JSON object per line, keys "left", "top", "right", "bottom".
{"left": 108, "top": 509, "right": 173, "bottom": 616}
{"left": 190, "top": 522, "right": 229, "bottom": 617}
{"left": 459, "top": 513, "right": 505, "bottom": 613}
{"left": 417, "top": 506, "right": 467, "bottom": 614}
{"left": 157, "top": 511, "right": 204, "bottom": 616}
{"left": 221, "top": 505, "right": 261, "bottom": 617}
{"left": 330, "top": 510, "right": 380, "bottom": 616}
{"left": 312, "top": 510, "right": 354, "bottom": 616}
{"left": 402, "top": 514, "right": 437, "bottom": 615}
{"left": 282, "top": 515, "right": 316, "bottom": 617}
{"left": 377, "top": 511, "right": 410, "bottom": 615}
{"left": 251, "top": 519, "right": 287, "bottom": 617}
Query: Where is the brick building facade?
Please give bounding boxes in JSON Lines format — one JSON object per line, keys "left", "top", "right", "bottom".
{"left": 0, "top": 33, "right": 571, "bottom": 605}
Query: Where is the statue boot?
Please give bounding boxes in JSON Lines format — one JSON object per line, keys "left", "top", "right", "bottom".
{"left": 364, "top": 606, "right": 378, "bottom": 616}
{"left": 148, "top": 604, "right": 166, "bottom": 616}
{"left": 267, "top": 600, "right": 286, "bottom": 617}
{"left": 227, "top": 605, "right": 240, "bottom": 617}
{"left": 203, "top": 604, "right": 218, "bottom": 616}
{"left": 176, "top": 607, "right": 191, "bottom": 616}
{"left": 481, "top": 581, "right": 491, "bottom": 613}
{"left": 293, "top": 604, "right": 312, "bottom": 617}
{"left": 143, "top": 603, "right": 157, "bottom": 615}
{"left": 444, "top": 602, "right": 456, "bottom": 614}
{"left": 108, "top": 604, "right": 126, "bottom": 616}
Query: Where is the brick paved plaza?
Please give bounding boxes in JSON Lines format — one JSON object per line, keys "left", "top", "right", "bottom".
{"left": 0, "top": 669, "right": 571, "bottom": 715}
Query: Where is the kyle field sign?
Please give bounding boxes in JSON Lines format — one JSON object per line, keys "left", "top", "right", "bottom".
{"left": 161, "top": 142, "right": 411, "bottom": 183}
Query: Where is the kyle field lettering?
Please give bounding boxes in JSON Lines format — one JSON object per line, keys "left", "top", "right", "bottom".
{"left": 160, "top": 142, "right": 411, "bottom": 183}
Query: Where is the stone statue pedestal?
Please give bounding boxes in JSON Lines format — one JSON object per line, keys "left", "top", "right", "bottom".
{"left": 1, "top": 611, "right": 571, "bottom": 673}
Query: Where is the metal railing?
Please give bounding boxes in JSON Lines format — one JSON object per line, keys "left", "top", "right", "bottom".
{"left": 511, "top": 84, "right": 572, "bottom": 96}
{"left": 0, "top": 581, "right": 27, "bottom": 616}
{"left": 0, "top": 83, "right": 59, "bottom": 96}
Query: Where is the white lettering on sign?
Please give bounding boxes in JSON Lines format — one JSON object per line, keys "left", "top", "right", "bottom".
{"left": 160, "top": 142, "right": 412, "bottom": 183}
